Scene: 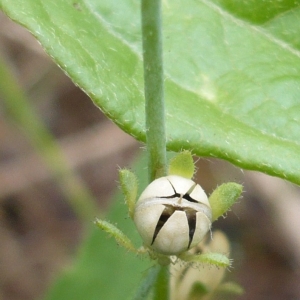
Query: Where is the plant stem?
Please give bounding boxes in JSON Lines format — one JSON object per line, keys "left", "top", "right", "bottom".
{"left": 132, "top": 265, "right": 160, "bottom": 300}
{"left": 0, "top": 54, "right": 98, "bottom": 222}
{"left": 141, "top": 0, "right": 167, "bottom": 182}
{"left": 153, "top": 266, "right": 169, "bottom": 300}
{"left": 141, "top": 1, "right": 169, "bottom": 299}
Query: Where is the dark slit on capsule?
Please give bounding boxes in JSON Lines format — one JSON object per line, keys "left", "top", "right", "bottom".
{"left": 151, "top": 205, "right": 197, "bottom": 250}
{"left": 151, "top": 205, "right": 175, "bottom": 245}
{"left": 185, "top": 209, "right": 197, "bottom": 249}
{"left": 160, "top": 180, "right": 199, "bottom": 203}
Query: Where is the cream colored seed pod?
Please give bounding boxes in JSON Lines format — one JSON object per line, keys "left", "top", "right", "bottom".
{"left": 134, "top": 175, "right": 212, "bottom": 255}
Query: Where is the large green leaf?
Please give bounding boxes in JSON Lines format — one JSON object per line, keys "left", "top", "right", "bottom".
{"left": 1, "top": 0, "right": 300, "bottom": 184}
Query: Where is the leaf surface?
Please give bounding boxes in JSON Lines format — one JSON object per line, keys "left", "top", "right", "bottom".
{"left": 1, "top": 0, "right": 300, "bottom": 185}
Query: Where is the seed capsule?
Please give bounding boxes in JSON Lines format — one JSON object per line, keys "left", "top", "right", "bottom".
{"left": 134, "top": 175, "right": 212, "bottom": 255}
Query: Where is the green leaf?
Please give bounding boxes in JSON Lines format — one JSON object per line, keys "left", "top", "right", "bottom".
{"left": 1, "top": 0, "right": 300, "bottom": 186}
{"left": 211, "top": 0, "right": 300, "bottom": 24}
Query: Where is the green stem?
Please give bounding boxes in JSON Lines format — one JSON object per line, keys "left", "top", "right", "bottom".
{"left": 141, "top": 2, "right": 169, "bottom": 299}
{"left": 0, "top": 54, "right": 98, "bottom": 222}
{"left": 141, "top": 0, "right": 167, "bottom": 182}
{"left": 153, "top": 266, "right": 169, "bottom": 300}
{"left": 132, "top": 265, "right": 160, "bottom": 300}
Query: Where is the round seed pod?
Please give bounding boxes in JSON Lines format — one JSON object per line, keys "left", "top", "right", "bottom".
{"left": 134, "top": 175, "right": 212, "bottom": 255}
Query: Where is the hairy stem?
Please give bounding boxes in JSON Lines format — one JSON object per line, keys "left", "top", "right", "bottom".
{"left": 141, "top": 0, "right": 169, "bottom": 298}
{"left": 141, "top": 0, "right": 167, "bottom": 182}
{"left": 153, "top": 265, "right": 169, "bottom": 300}
{"left": 132, "top": 265, "right": 161, "bottom": 300}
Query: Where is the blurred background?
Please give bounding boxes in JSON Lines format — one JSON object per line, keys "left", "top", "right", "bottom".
{"left": 1, "top": 11, "right": 300, "bottom": 300}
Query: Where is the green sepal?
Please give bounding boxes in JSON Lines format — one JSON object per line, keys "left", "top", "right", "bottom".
{"left": 119, "top": 169, "right": 138, "bottom": 219}
{"left": 179, "top": 252, "right": 231, "bottom": 268}
{"left": 209, "top": 182, "right": 243, "bottom": 221}
{"left": 168, "top": 150, "right": 195, "bottom": 179}
{"left": 95, "top": 219, "right": 138, "bottom": 254}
